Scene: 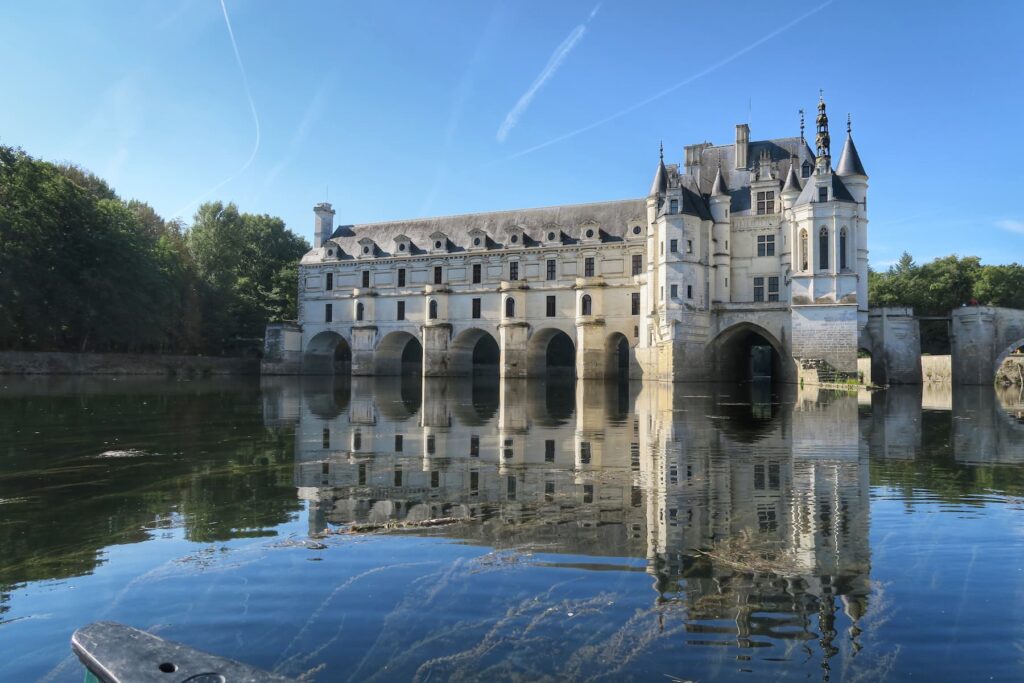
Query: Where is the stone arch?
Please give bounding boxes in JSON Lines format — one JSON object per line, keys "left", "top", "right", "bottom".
{"left": 304, "top": 331, "right": 353, "bottom": 375}
{"left": 994, "top": 338, "right": 1024, "bottom": 386}
{"left": 709, "top": 322, "right": 788, "bottom": 383}
{"left": 605, "top": 331, "right": 632, "bottom": 380}
{"left": 375, "top": 330, "right": 423, "bottom": 376}
{"left": 527, "top": 327, "right": 576, "bottom": 378}
{"left": 449, "top": 327, "right": 500, "bottom": 376}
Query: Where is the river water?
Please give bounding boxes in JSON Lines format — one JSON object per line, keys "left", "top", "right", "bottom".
{"left": 1, "top": 376, "right": 1022, "bottom": 681}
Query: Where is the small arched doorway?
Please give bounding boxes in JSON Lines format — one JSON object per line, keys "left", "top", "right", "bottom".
{"left": 605, "top": 332, "right": 631, "bottom": 380}
{"left": 527, "top": 328, "right": 576, "bottom": 377}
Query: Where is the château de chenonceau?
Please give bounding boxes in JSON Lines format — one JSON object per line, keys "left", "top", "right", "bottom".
{"left": 265, "top": 96, "right": 910, "bottom": 384}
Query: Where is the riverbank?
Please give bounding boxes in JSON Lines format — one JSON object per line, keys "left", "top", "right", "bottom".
{"left": 998, "top": 355, "right": 1024, "bottom": 386}
{"left": 0, "top": 351, "right": 259, "bottom": 376}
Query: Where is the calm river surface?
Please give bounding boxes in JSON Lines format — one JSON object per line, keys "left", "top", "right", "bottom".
{"left": 1, "top": 376, "right": 1023, "bottom": 681}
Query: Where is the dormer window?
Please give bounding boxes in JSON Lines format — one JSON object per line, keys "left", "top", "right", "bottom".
{"left": 579, "top": 221, "right": 600, "bottom": 244}
{"left": 357, "top": 237, "right": 376, "bottom": 258}
{"left": 756, "top": 191, "right": 775, "bottom": 215}
{"left": 632, "top": 225, "right": 642, "bottom": 236}
{"left": 802, "top": 161, "right": 812, "bottom": 178}
{"left": 393, "top": 234, "right": 413, "bottom": 255}
{"left": 428, "top": 231, "right": 448, "bottom": 253}
{"left": 468, "top": 228, "right": 487, "bottom": 250}
{"left": 669, "top": 199, "right": 678, "bottom": 214}
{"left": 818, "top": 186, "right": 828, "bottom": 203}
{"left": 506, "top": 227, "right": 526, "bottom": 247}
{"left": 510, "top": 234, "right": 518, "bottom": 244}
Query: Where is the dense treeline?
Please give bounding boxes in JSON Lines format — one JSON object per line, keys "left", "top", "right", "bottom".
{"left": 0, "top": 145, "right": 308, "bottom": 354}
{"left": 869, "top": 252, "right": 1024, "bottom": 353}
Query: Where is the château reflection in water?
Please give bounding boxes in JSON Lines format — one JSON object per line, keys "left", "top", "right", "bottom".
{"left": 265, "top": 376, "right": 875, "bottom": 650}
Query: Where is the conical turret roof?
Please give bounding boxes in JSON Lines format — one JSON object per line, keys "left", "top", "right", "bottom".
{"left": 782, "top": 161, "right": 802, "bottom": 194}
{"left": 649, "top": 157, "right": 667, "bottom": 196}
{"left": 836, "top": 133, "right": 867, "bottom": 177}
{"left": 710, "top": 167, "right": 728, "bottom": 197}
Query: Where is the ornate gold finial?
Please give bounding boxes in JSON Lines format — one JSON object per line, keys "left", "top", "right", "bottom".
{"left": 815, "top": 92, "right": 831, "bottom": 158}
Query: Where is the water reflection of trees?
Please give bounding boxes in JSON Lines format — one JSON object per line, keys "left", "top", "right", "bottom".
{"left": 0, "top": 378, "right": 300, "bottom": 597}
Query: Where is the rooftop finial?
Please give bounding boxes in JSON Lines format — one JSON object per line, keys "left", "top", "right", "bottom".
{"left": 815, "top": 91, "right": 831, "bottom": 159}
{"left": 799, "top": 108, "right": 805, "bottom": 141}
{"left": 847, "top": 113, "right": 852, "bottom": 134}
{"left": 659, "top": 140, "right": 664, "bottom": 161}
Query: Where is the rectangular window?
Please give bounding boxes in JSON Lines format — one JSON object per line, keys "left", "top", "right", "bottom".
{"left": 547, "top": 259, "right": 556, "bottom": 280}
{"left": 669, "top": 198, "right": 678, "bottom": 214}
{"left": 756, "top": 190, "right": 776, "bottom": 215}
{"left": 687, "top": 239, "right": 693, "bottom": 253}
{"left": 583, "top": 484, "right": 593, "bottom": 504}
{"left": 325, "top": 303, "right": 333, "bottom": 322}
{"left": 546, "top": 295, "right": 556, "bottom": 317}
{"left": 818, "top": 186, "right": 828, "bottom": 202}
{"left": 631, "top": 292, "right": 640, "bottom": 315}
{"left": 687, "top": 285, "right": 693, "bottom": 299}
{"left": 397, "top": 301, "right": 405, "bottom": 320}
{"left": 322, "top": 427, "right": 330, "bottom": 449}
{"left": 358, "top": 463, "right": 366, "bottom": 485}
{"left": 753, "top": 277, "right": 765, "bottom": 302}
{"left": 509, "top": 261, "right": 519, "bottom": 281}
{"left": 472, "top": 263, "right": 481, "bottom": 283}
{"left": 353, "top": 431, "right": 361, "bottom": 451}
{"left": 431, "top": 470, "right": 439, "bottom": 488}
{"left": 397, "top": 268, "right": 406, "bottom": 287}
{"left": 427, "top": 434, "right": 435, "bottom": 455}
{"left": 434, "top": 266, "right": 442, "bottom": 284}
{"left": 633, "top": 325, "right": 638, "bottom": 338}
{"left": 757, "top": 234, "right": 776, "bottom": 257}
{"left": 472, "top": 298, "right": 481, "bottom": 319}
{"left": 470, "top": 435, "right": 479, "bottom": 457}
{"left": 580, "top": 442, "right": 591, "bottom": 465}
{"left": 670, "top": 284, "right": 678, "bottom": 299}
{"left": 631, "top": 254, "right": 642, "bottom": 275}
{"left": 545, "top": 439, "right": 555, "bottom": 462}
{"left": 545, "top": 481, "right": 555, "bottom": 502}
{"left": 768, "top": 276, "right": 780, "bottom": 302}
{"left": 503, "top": 438, "right": 513, "bottom": 459}
{"left": 325, "top": 272, "right": 333, "bottom": 291}
{"left": 394, "top": 468, "right": 402, "bottom": 487}
{"left": 507, "top": 476, "right": 516, "bottom": 499}
{"left": 670, "top": 239, "right": 678, "bottom": 253}
{"left": 394, "top": 435, "right": 403, "bottom": 452}
{"left": 470, "top": 470, "right": 479, "bottom": 492}
{"left": 362, "top": 270, "right": 370, "bottom": 287}
{"left": 584, "top": 257, "right": 595, "bottom": 277}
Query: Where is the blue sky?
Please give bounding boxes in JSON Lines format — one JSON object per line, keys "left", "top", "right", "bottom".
{"left": 2, "top": 1, "right": 1022, "bottom": 267}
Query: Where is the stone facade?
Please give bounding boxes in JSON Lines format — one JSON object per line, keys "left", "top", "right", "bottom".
{"left": 271, "top": 96, "right": 870, "bottom": 383}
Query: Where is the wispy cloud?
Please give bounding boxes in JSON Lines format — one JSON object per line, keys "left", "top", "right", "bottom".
{"left": 996, "top": 219, "right": 1024, "bottom": 235}
{"left": 496, "top": 3, "right": 601, "bottom": 143}
{"left": 496, "top": 1, "right": 832, "bottom": 162}
{"left": 264, "top": 77, "right": 334, "bottom": 188}
{"left": 172, "top": 0, "right": 261, "bottom": 220}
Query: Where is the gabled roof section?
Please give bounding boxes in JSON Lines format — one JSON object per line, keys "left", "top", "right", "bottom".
{"left": 836, "top": 134, "right": 867, "bottom": 177}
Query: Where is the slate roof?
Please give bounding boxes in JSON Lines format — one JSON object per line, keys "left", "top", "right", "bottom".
{"left": 836, "top": 134, "right": 867, "bottom": 176}
{"left": 793, "top": 172, "right": 856, "bottom": 206}
{"left": 321, "top": 198, "right": 647, "bottom": 259}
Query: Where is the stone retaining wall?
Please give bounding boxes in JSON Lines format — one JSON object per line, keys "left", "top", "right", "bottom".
{"left": 0, "top": 351, "right": 258, "bottom": 376}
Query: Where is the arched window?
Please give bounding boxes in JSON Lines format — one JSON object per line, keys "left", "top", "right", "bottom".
{"left": 819, "top": 227, "right": 829, "bottom": 270}
{"left": 428, "top": 299, "right": 438, "bottom": 320}
{"left": 839, "top": 227, "right": 848, "bottom": 270}
{"left": 581, "top": 294, "right": 593, "bottom": 316}
{"left": 505, "top": 297, "right": 515, "bottom": 318}
{"left": 799, "top": 230, "right": 808, "bottom": 271}
{"left": 356, "top": 302, "right": 364, "bottom": 321}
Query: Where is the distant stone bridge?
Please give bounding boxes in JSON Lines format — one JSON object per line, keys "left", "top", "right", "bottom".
{"left": 859, "top": 306, "right": 1024, "bottom": 386}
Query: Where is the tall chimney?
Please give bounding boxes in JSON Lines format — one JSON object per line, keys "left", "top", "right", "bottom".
{"left": 313, "top": 202, "right": 335, "bottom": 246}
{"left": 735, "top": 124, "right": 749, "bottom": 170}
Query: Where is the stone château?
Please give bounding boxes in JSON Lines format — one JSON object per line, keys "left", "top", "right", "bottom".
{"left": 265, "top": 95, "right": 871, "bottom": 383}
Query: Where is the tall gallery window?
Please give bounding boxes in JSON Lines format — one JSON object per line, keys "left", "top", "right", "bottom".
{"left": 580, "top": 294, "right": 593, "bottom": 316}
{"left": 472, "top": 263, "right": 482, "bottom": 284}
{"left": 546, "top": 295, "right": 556, "bottom": 317}
{"left": 584, "top": 257, "right": 595, "bottom": 277}
{"left": 839, "top": 227, "right": 848, "bottom": 270}
{"left": 396, "top": 301, "right": 405, "bottom": 320}
{"left": 355, "top": 302, "right": 364, "bottom": 321}
{"left": 434, "top": 266, "right": 443, "bottom": 284}
{"left": 819, "top": 227, "right": 829, "bottom": 270}
{"left": 325, "top": 303, "right": 333, "bottom": 322}
{"left": 505, "top": 297, "right": 515, "bottom": 317}
{"left": 753, "top": 277, "right": 765, "bottom": 302}
{"left": 397, "top": 268, "right": 406, "bottom": 287}
{"left": 509, "top": 261, "right": 519, "bottom": 281}
{"left": 362, "top": 271, "right": 370, "bottom": 287}
{"left": 472, "top": 298, "right": 481, "bottom": 319}
{"left": 631, "top": 254, "right": 642, "bottom": 275}
{"left": 800, "top": 230, "right": 809, "bottom": 271}
{"left": 546, "top": 259, "right": 556, "bottom": 280}
{"left": 325, "top": 272, "right": 333, "bottom": 290}
{"left": 631, "top": 292, "right": 640, "bottom": 315}
{"left": 428, "top": 299, "right": 438, "bottom": 320}
{"left": 768, "top": 276, "right": 780, "bottom": 302}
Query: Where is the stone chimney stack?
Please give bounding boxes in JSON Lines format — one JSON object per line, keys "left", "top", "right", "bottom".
{"left": 313, "top": 202, "right": 335, "bottom": 246}
{"left": 734, "top": 124, "right": 749, "bottom": 170}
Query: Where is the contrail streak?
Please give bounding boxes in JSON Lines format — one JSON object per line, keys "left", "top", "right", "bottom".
{"left": 172, "top": 0, "right": 261, "bottom": 219}
{"left": 496, "top": 3, "right": 601, "bottom": 143}
{"left": 498, "top": 0, "right": 832, "bottom": 162}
